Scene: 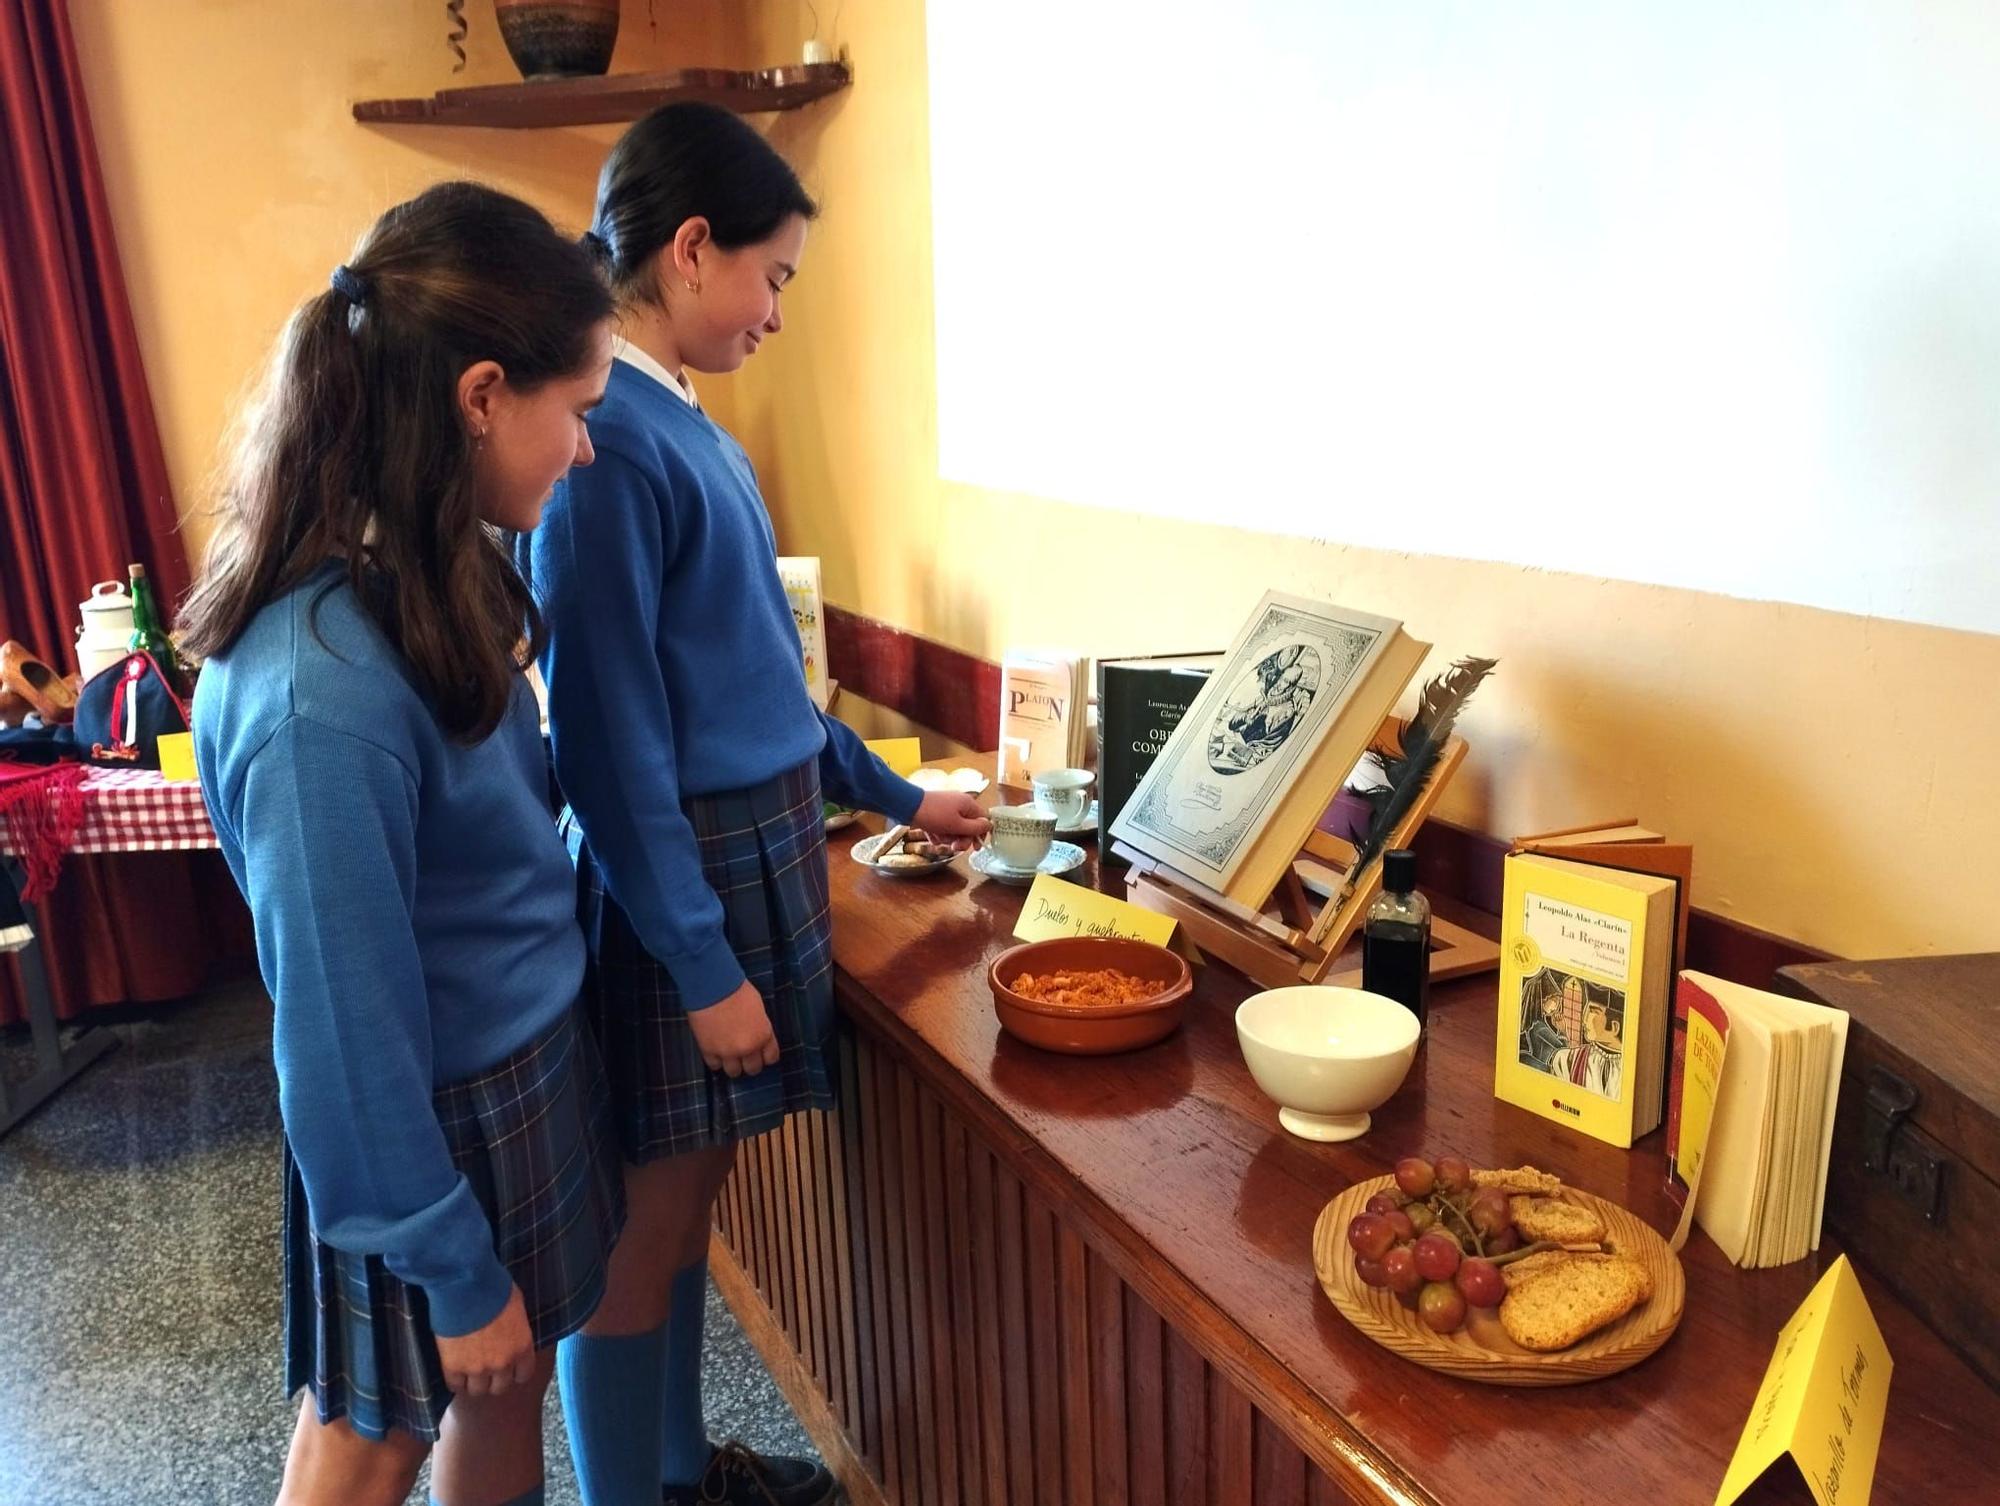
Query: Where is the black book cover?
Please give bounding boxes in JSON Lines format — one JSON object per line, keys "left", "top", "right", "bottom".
{"left": 1097, "top": 654, "right": 1222, "bottom": 840}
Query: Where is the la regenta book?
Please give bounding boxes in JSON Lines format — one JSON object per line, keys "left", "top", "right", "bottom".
{"left": 1671, "top": 971, "right": 1849, "bottom": 1269}
{"left": 1494, "top": 852, "right": 1678, "bottom": 1148}
{"left": 1096, "top": 652, "right": 1222, "bottom": 837}
{"left": 996, "top": 651, "right": 1089, "bottom": 787}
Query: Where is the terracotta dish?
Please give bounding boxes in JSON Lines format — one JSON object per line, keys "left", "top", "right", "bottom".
{"left": 988, "top": 937, "right": 1192, "bottom": 1055}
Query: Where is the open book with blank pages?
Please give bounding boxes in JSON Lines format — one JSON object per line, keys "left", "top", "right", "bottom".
{"left": 1107, "top": 592, "right": 1429, "bottom": 909}
{"left": 1678, "top": 971, "right": 1849, "bottom": 1269}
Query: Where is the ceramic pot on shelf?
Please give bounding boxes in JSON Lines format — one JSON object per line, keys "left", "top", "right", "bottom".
{"left": 493, "top": 0, "right": 620, "bottom": 80}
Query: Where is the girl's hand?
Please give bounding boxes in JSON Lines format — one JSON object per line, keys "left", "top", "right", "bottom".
{"left": 436, "top": 1283, "right": 536, "bottom": 1396}
{"left": 911, "top": 791, "right": 991, "bottom": 851}
{"left": 689, "top": 979, "right": 781, "bottom": 1077}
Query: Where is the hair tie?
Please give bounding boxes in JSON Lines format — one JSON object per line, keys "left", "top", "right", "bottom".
{"left": 329, "top": 264, "right": 371, "bottom": 304}
{"left": 580, "top": 229, "right": 612, "bottom": 262}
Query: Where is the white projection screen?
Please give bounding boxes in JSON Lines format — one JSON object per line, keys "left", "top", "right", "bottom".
{"left": 927, "top": 3, "right": 2000, "bottom": 634}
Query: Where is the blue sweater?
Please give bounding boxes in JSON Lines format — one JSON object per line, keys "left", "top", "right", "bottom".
{"left": 519, "top": 359, "right": 921, "bottom": 1009}
{"left": 194, "top": 570, "right": 584, "bottom": 1337}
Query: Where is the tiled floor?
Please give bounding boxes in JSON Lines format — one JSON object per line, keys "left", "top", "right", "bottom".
{"left": 0, "top": 984, "right": 816, "bottom": 1506}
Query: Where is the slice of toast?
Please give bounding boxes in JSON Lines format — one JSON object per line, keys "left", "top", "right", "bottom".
{"left": 1508, "top": 1195, "right": 1608, "bottom": 1244}
{"left": 1471, "top": 1166, "right": 1563, "bottom": 1197}
{"left": 1501, "top": 1250, "right": 1653, "bottom": 1299}
{"left": 1499, "top": 1249, "right": 1574, "bottom": 1292}
{"left": 1499, "top": 1256, "right": 1651, "bottom": 1351}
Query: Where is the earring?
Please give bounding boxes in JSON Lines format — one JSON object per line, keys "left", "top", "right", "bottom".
{"left": 684, "top": 278, "right": 700, "bottom": 293}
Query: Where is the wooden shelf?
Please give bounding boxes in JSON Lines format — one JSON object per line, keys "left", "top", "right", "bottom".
{"left": 353, "top": 61, "right": 849, "bottom": 129}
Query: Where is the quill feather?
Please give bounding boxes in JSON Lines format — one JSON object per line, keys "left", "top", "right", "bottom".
{"left": 1325, "top": 656, "right": 1498, "bottom": 924}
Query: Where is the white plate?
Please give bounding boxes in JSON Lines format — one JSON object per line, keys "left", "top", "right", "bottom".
{"left": 851, "top": 831, "right": 961, "bottom": 877}
{"left": 970, "top": 841, "right": 1087, "bottom": 885}
{"left": 824, "top": 808, "right": 860, "bottom": 833}
{"left": 908, "top": 765, "right": 991, "bottom": 795}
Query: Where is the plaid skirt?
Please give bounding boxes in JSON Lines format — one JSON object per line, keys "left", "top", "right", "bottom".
{"left": 282, "top": 1005, "right": 625, "bottom": 1442}
{"left": 576, "top": 758, "right": 837, "bottom": 1164}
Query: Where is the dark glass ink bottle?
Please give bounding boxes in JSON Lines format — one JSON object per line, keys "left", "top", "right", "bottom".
{"left": 1362, "top": 847, "right": 1430, "bottom": 1027}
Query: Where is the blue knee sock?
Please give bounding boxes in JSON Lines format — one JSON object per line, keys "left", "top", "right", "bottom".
{"left": 559, "top": 1325, "right": 669, "bottom": 1506}
{"left": 430, "top": 1487, "right": 544, "bottom": 1506}
{"left": 659, "top": 1256, "right": 712, "bottom": 1487}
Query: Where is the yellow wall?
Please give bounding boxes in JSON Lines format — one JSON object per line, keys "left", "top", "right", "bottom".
{"left": 718, "top": 0, "right": 2000, "bottom": 961}
{"left": 67, "top": 0, "right": 750, "bottom": 564}
{"left": 74, "top": 0, "right": 2000, "bottom": 959}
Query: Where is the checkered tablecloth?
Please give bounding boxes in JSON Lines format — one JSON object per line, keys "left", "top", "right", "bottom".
{"left": 2, "top": 768, "right": 217, "bottom": 855}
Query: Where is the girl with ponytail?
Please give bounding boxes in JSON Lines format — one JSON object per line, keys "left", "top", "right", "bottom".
{"left": 185, "top": 181, "right": 620, "bottom": 1506}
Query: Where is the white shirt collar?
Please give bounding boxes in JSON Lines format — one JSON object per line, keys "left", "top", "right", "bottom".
{"left": 612, "top": 338, "right": 699, "bottom": 408}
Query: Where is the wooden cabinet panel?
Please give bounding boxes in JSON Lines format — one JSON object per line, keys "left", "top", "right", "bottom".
{"left": 713, "top": 1031, "right": 1363, "bottom": 1506}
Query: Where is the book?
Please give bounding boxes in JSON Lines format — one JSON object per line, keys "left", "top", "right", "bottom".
{"left": 1678, "top": 971, "right": 1849, "bottom": 1269}
{"left": 1512, "top": 819, "right": 1694, "bottom": 972}
{"left": 1096, "top": 653, "right": 1221, "bottom": 838}
{"left": 996, "top": 650, "right": 1088, "bottom": 787}
{"left": 775, "top": 557, "right": 830, "bottom": 710}
{"left": 1108, "top": 593, "right": 1429, "bottom": 907}
{"left": 1493, "top": 852, "right": 1678, "bottom": 1148}
{"left": 1666, "top": 976, "right": 1732, "bottom": 1212}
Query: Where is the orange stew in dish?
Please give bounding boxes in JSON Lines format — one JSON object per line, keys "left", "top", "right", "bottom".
{"left": 1008, "top": 968, "right": 1163, "bottom": 1008}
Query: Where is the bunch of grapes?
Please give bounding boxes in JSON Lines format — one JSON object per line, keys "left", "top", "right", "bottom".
{"left": 1343, "top": 1155, "right": 1528, "bottom": 1335}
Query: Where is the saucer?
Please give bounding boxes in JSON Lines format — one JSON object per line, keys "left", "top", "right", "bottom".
{"left": 851, "top": 831, "right": 960, "bottom": 877}
{"left": 1046, "top": 799, "right": 1099, "bottom": 836}
{"left": 971, "top": 841, "right": 1086, "bottom": 886}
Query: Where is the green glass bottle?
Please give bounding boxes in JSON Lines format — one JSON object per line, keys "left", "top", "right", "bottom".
{"left": 127, "top": 563, "right": 185, "bottom": 689}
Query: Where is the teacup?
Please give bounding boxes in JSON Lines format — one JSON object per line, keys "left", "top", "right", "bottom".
{"left": 1030, "top": 768, "right": 1094, "bottom": 829}
{"left": 987, "top": 804, "right": 1057, "bottom": 872}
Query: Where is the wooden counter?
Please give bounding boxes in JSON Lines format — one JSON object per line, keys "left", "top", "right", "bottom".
{"left": 711, "top": 793, "right": 1999, "bottom": 1505}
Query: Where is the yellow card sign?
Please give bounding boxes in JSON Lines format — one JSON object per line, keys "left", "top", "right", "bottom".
{"left": 1716, "top": 1255, "right": 1892, "bottom": 1506}
{"left": 156, "top": 731, "right": 198, "bottom": 783}
{"left": 1011, "top": 873, "right": 1177, "bottom": 946}
{"left": 863, "top": 737, "right": 924, "bottom": 777}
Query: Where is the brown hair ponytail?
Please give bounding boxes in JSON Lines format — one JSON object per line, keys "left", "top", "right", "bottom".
{"left": 181, "top": 181, "right": 613, "bottom": 741}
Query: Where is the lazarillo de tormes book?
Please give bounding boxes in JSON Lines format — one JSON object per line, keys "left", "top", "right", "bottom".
{"left": 1096, "top": 653, "right": 1222, "bottom": 838}
{"left": 1107, "top": 593, "right": 1428, "bottom": 906}
{"left": 1494, "top": 853, "right": 1677, "bottom": 1148}
{"left": 1675, "top": 971, "right": 1849, "bottom": 1269}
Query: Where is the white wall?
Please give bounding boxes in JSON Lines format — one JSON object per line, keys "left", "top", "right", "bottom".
{"left": 929, "top": 2, "right": 2000, "bottom": 634}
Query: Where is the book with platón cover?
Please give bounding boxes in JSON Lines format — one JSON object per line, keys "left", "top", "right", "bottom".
{"left": 996, "top": 651, "right": 1087, "bottom": 787}
{"left": 1494, "top": 853, "right": 1677, "bottom": 1148}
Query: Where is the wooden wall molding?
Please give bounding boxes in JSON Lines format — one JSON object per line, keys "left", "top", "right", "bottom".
{"left": 825, "top": 605, "right": 1835, "bottom": 985}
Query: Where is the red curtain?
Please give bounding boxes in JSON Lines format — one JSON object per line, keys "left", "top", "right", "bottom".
{"left": 0, "top": 0, "right": 252, "bottom": 1023}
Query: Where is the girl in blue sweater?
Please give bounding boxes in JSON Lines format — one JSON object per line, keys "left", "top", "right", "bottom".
{"left": 184, "top": 183, "right": 621, "bottom": 1506}
{"left": 519, "top": 104, "right": 988, "bottom": 1506}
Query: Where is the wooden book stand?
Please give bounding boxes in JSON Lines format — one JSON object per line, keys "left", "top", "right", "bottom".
{"left": 1115, "top": 719, "right": 1500, "bottom": 992}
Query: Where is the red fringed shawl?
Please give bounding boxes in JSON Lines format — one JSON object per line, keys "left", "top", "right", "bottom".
{"left": 0, "top": 761, "right": 88, "bottom": 900}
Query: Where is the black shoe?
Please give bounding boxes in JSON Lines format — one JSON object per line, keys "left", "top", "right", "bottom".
{"left": 661, "top": 1440, "right": 840, "bottom": 1506}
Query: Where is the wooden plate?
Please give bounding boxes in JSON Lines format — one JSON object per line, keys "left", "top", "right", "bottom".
{"left": 1312, "top": 1175, "right": 1685, "bottom": 1386}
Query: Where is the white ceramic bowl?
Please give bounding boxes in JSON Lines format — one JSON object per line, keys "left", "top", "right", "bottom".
{"left": 1234, "top": 986, "right": 1421, "bottom": 1142}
